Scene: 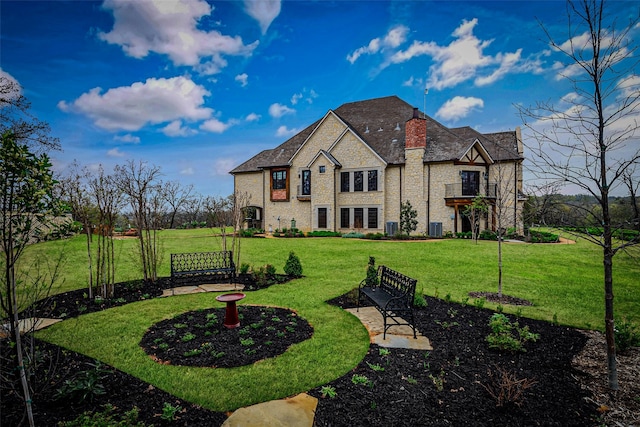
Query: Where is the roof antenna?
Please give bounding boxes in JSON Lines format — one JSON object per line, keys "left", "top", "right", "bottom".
{"left": 423, "top": 86, "right": 428, "bottom": 119}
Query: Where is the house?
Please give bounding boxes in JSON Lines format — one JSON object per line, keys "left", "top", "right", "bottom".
{"left": 230, "top": 95, "right": 525, "bottom": 236}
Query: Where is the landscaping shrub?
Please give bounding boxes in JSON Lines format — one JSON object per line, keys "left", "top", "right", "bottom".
{"left": 306, "top": 230, "right": 341, "bottom": 237}
{"left": 284, "top": 251, "right": 303, "bottom": 277}
{"left": 615, "top": 316, "right": 640, "bottom": 354}
{"left": 240, "top": 228, "right": 263, "bottom": 237}
{"left": 59, "top": 404, "right": 147, "bottom": 427}
{"left": 479, "top": 230, "right": 497, "bottom": 240}
{"left": 364, "top": 232, "right": 385, "bottom": 240}
{"left": 486, "top": 313, "right": 540, "bottom": 352}
{"left": 528, "top": 230, "right": 559, "bottom": 243}
{"left": 342, "top": 232, "right": 365, "bottom": 238}
{"left": 613, "top": 229, "right": 640, "bottom": 241}
{"left": 456, "top": 231, "right": 472, "bottom": 239}
{"left": 365, "top": 256, "right": 378, "bottom": 287}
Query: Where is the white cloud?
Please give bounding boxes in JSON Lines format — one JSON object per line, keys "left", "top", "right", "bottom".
{"left": 99, "top": 0, "right": 258, "bottom": 74}
{"left": 275, "top": 125, "right": 299, "bottom": 137}
{"left": 291, "top": 88, "right": 318, "bottom": 105}
{"left": 235, "top": 73, "right": 248, "bottom": 87}
{"left": 58, "top": 76, "right": 212, "bottom": 131}
{"left": 244, "top": 0, "right": 281, "bottom": 34}
{"left": 269, "top": 103, "right": 295, "bottom": 118}
{"left": 435, "top": 96, "right": 484, "bottom": 121}
{"left": 291, "top": 93, "right": 302, "bottom": 105}
{"left": 180, "top": 166, "right": 195, "bottom": 175}
{"left": 245, "top": 112, "right": 261, "bottom": 122}
{"left": 383, "top": 18, "right": 533, "bottom": 90}
{"left": 212, "top": 158, "right": 236, "bottom": 176}
{"left": 200, "top": 117, "right": 236, "bottom": 133}
{"left": 114, "top": 134, "right": 140, "bottom": 143}
{"left": 347, "top": 25, "right": 408, "bottom": 64}
{"left": 107, "top": 147, "right": 126, "bottom": 157}
{"left": 402, "top": 76, "right": 424, "bottom": 88}
{"left": 162, "top": 120, "right": 196, "bottom": 136}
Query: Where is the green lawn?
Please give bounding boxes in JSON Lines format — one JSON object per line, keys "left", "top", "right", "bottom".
{"left": 32, "top": 230, "right": 640, "bottom": 411}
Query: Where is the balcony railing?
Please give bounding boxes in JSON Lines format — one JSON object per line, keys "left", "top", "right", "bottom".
{"left": 445, "top": 182, "right": 497, "bottom": 198}
{"left": 296, "top": 185, "right": 311, "bottom": 200}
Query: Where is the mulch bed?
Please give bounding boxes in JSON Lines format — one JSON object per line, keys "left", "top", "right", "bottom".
{"left": 2, "top": 277, "right": 638, "bottom": 426}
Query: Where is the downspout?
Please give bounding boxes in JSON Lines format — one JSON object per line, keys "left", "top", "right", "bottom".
{"left": 334, "top": 168, "right": 337, "bottom": 232}
{"left": 399, "top": 166, "right": 403, "bottom": 218}
{"left": 426, "top": 164, "right": 430, "bottom": 232}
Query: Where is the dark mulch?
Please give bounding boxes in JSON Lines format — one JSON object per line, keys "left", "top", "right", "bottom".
{"left": 3, "top": 277, "right": 605, "bottom": 426}
{"left": 140, "top": 305, "right": 313, "bottom": 368}
{"left": 311, "top": 294, "right": 599, "bottom": 426}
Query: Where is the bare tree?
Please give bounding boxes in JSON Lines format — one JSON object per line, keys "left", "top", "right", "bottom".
{"left": 87, "top": 166, "right": 123, "bottom": 297}
{"left": 162, "top": 181, "right": 194, "bottom": 229}
{"left": 229, "top": 191, "right": 251, "bottom": 269}
{"left": 517, "top": 0, "right": 640, "bottom": 390}
{"left": 115, "top": 160, "right": 163, "bottom": 283}
{"left": 56, "top": 162, "right": 97, "bottom": 297}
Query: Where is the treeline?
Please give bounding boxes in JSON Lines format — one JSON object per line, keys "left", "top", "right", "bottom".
{"left": 523, "top": 193, "right": 640, "bottom": 234}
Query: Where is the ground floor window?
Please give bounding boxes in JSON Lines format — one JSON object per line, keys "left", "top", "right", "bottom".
{"left": 340, "top": 208, "right": 349, "bottom": 228}
{"left": 318, "top": 207, "right": 327, "bottom": 228}
{"left": 367, "top": 208, "right": 378, "bottom": 229}
{"left": 353, "top": 208, "right": 363, "bottom": 228}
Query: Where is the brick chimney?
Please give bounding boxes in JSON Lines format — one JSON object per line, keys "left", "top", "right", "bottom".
{"left": 405, "top": 107, "right": 426, "bottom": 149}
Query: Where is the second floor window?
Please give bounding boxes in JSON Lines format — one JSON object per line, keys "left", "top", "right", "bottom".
{"left": 301, "top": 170, "right": 311, "bottom": 195}
{"left": 368, "top": 170, "right": 378, "bottom": 191}
{"left": 341, "top": 172, "right": 350, "bottom": 192}
{"left": 354, "top": 171, "right": 363, "bottom": 192}
{"left": 272, "top": 170, "right": 287, "bottom": 190}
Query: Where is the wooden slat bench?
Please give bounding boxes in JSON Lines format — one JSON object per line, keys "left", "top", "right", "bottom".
{"left": 170, "top": 251, "right": 236, "bottom": 285}
{"left": 357, "top": 265, "right": 418, "bottom": 339}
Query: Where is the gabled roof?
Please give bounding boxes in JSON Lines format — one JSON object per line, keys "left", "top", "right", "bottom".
{"left": 308, "top": 150, "right": 341, "bottom": 168}
{"left": 230, "top": 95, "right": 522, "bottom": 174}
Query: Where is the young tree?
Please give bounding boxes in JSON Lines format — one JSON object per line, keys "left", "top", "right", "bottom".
{"left": 115, "top": 160, "right": 164, "bottom": 283}
{"left": 56, "top": 162, "right": 97, "bottom": 297}
{"left": 463, "top": 195, "right": 489, "bottom": 243}
{"left": 87, "top": 166, "right": 123, "bottom": 297}
{"left": 517, "top": 0, "right": 640, "bottom": 390}
{"left": 0, "top": 132, "right": 58, "bottom": 426}
{"left": 400, "top": 200, "right": 418, "bottom": 236}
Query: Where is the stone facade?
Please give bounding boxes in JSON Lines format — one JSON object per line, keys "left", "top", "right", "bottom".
{"left": 231, "top": 96, "right": 525, "bottom": 236}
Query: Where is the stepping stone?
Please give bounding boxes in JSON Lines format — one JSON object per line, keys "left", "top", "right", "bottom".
{"left": 346, "top": 307, "right": 432, "bottom": 350}
{"left": 222, "top": 393, "right": 317, "bottom": 427}
{"left": 0, "top": 318, "right": 62, "bottom": 338}
{"left": 161, "top": 286, "right": 206, "bottom": 297}
{"left": 199, "top": 283, "right": 245, "bottom": 292}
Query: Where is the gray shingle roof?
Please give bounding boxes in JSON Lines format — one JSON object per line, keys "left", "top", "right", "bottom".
{"left": 230, "top": 95, "right": 521, "bottom": 174}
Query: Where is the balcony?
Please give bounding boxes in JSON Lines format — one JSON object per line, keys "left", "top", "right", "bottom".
{"left": 296, "top": 185, "right": 311, "bottom": 201}
{"left": 444, "top": 182, "right": 497, "bottom": 199}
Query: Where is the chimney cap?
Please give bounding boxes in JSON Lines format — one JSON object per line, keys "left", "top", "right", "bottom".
{"left": 413, "top": 107, "right": 420, "bottom": 119}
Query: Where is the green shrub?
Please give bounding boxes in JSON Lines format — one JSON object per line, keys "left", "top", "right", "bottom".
{"left": 284, "top": 251, "right": 303, "bottom": 277}
{"left": 365, "top": 256, "right": 378, "bottom": 287}
{"left": 55, "top": 362, "right": 110, "bottom": 403}
{"left": 615, "top": 316, "right": 640, "bottom": 353}
{"left": 529, "top": 230, "right": 559, "bottom": 243}
{"left": 364, "top": 232, "right": 385, "bottom": 240}
{"left": 306, "top": 230, "right": 341, "bottom": 237}
{"left": 486, "top": 313, "right": 540, "bottom": 352}
{"left": 239, "top": 263, "right": 250, "bottom": 274}
{"left": 479, "top": 230, "right": 497, "bottom": 240}
{"left": 414, "top": 293, "right": 427, "bottom": 308}
{"left": 58, "top": 404, "right": 147, "bottom": 427}
{"left": 456, "top": 231, "right": 472, "bottom": 239}
{"left": 342, "top": 232, "right": 365, "bottom": 238}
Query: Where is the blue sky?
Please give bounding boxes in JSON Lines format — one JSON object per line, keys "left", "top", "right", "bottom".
{"left": 1, "top": 0, "right": 638, "bottom": 197}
